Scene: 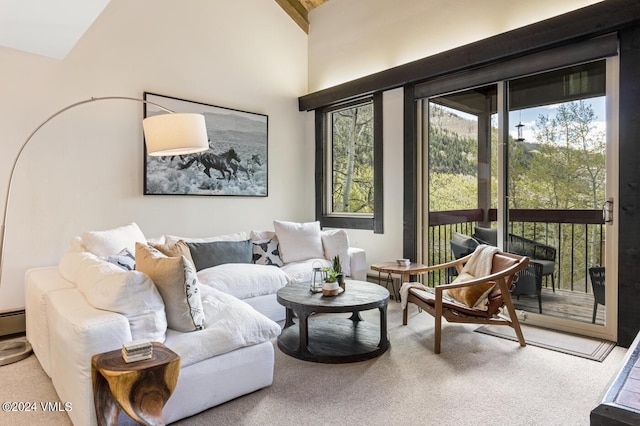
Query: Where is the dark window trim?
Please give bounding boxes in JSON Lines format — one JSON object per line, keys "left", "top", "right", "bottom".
{"left": 413, "top": 34, "right": 618, "bottom": 100}
{"left": 315, "top": 93, "right": 384, "bottom": 233}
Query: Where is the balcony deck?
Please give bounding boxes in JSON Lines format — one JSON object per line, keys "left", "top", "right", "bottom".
{"left": 426, "top": 207, "right": 606, "bottom": 326}
{"left": 512, "top": 285, "right": 605, "bottom": 325}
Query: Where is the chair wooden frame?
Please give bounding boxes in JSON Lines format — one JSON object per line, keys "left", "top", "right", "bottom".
{"left": 402, "top": 251, "right": 529, "bottom": 354}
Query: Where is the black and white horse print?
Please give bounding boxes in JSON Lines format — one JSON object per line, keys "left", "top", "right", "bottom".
{"left": 179, "top": 148, "right": 241, "bottom": 181}
{"left": 230, "top": 154, "right": 262, "bottom": 181}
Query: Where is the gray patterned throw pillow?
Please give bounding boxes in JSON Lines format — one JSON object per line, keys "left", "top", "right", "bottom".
{"left": 252, "top": 238, "right": 284, "bottom": 267}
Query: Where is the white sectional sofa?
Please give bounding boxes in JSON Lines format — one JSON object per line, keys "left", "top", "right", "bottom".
{"left": 25, "top": 221, "right": 366, "bottom": 426}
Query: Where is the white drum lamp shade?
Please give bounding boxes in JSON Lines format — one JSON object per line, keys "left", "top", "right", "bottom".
{"left": 143, "top": 113, "right": 209, "bottom": 156}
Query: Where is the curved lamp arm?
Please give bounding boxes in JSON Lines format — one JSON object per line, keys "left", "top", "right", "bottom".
{"left": 0, "top": 96, "right": 209, "bottom": 289}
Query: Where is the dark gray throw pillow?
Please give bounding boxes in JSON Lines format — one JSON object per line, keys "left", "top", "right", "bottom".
{"left": 187, "top": 240, "right": 253, "bottom": 271}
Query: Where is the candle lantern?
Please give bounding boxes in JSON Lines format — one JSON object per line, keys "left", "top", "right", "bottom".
{"left": 310, "top": 262, "right": 325, "bottom": 293}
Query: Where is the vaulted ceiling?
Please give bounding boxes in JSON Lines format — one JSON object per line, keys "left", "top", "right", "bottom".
{"left": 0, "top": 0, "right": 327, "bottom": 60}
{"left": 0, "top": 0, "right": 111, "bottom": 59}
{"left": 275, "top": 0, "right": 329, "bottom": 33}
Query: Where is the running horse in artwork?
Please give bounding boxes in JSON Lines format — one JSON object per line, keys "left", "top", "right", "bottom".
{"left": 179, "top": 148, "right": 241, "bottom": 181}
{"left": 230, "top": 154, "right": 261, "bottom": 181}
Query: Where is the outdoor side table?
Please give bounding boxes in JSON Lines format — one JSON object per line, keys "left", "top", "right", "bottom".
{"left": 91, "top": 342, "right": 180, "bottom": 426}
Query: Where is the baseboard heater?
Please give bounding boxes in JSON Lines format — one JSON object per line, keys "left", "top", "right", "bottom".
{"left": 0, "top": 310, "right": 26, "bottom": 338}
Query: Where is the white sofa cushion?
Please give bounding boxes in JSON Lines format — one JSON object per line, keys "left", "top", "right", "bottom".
{"left": 280, "top": 258, "right": 331, "bottom": 284}
{"left": 321, "top": 229, "right": 351, "bottom": 276}
{"left": 73, "top": 252, "right": 167, "bottom": 342}
{"left": 197, "top": 263, "right": 289, "bottom": 299}
{"left": 80, "top": 222, "right": 147, "bottom": 257}
{"left": 165, "top": 231, "right": 248, "bottom": 245}
{"left": 136, "top": 243, "right": 205, "bottom": 333}
{"left": 164, "top": 285, "right": 281, "bottom": 368}
{"left": 273, "top": 220, "right": 324, "bottom": 264}
{"left": 59, "top": 250, "right": 97, "bottom": 285}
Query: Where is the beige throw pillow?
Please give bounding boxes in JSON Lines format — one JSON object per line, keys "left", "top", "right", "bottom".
{"left": 445, "top": 272, "right": 495, "bottom": 310}
{"left": 150, "top": 240, "right": 195, "bottom": 267}
{"left": 135, "top": 243, "right": 205, "bottom": 332}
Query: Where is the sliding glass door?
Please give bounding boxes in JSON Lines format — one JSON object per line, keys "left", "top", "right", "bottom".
{"left": 421, "top": 58, "right": 617, "bottom": 340}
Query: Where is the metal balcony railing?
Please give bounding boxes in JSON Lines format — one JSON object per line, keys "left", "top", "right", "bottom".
{"left": 427, "top": 208, "right": 605, "bottom": 294}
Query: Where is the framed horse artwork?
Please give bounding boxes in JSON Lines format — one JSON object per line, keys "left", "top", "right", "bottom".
{"left": 143, "top": 92, "right": 268, "bottom": 197}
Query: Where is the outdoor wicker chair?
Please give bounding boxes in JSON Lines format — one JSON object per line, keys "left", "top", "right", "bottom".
{"left": 589, "top": 266, "right": 605, "bottom": 324}
{"left": 512, "top": 261, "right": 543, "bottom": 313}
{"left": 508, "top": 233, "right": 557, "bottom": 292}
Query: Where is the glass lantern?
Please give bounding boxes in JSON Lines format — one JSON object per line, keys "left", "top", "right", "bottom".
{"left": 310, "top": 263, "right": 325, "bottom": 293}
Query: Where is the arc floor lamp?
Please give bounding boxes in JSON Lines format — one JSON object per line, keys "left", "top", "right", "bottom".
{"left": 0, "top": 96, "right": 209, "bottom": 365}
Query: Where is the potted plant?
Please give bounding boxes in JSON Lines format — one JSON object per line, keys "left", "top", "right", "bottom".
{"left": 320, "top": 266, "right": 340, "bottom": 296}
{"left": 332, "top": 255, "right": 345, "bottom": 289}
{"left": 322, "top": 266, "right": 338, "bottom": 283}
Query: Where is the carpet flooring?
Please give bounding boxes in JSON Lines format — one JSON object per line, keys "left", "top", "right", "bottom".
{"left": 0, "top": 301, "right": 628, "bottom": 426}
{"left": 475, "top": 324, "right": 616, "bottom": 362}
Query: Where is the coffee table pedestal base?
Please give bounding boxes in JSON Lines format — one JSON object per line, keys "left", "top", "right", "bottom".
{"left": 278, "top": 316, "right": 389, "bottom": 363}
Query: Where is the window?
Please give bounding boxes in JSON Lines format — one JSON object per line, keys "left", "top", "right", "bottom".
{"left": 316, "top": 93, "right": 383, "bottom": 232}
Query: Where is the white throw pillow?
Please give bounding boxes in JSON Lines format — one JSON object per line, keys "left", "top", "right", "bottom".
{"left": 81, "top": 222, "right": 147, "bottom": 257}
{"left": 249, "top": 230, "right": 276, "bottom": 242}
{"left": 273, "top": 220, "right": 324, "bottom": 264}
{"left": 165, "top": 231, "right": 248, "bottom": 245}
{"left": 74, "top": 255, "right": 167, "bottom": 342}
{"left": 321, "top": 229, "right": 351, "bottom": 277}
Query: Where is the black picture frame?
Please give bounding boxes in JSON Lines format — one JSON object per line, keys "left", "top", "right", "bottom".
{"left": 143, "top": 92, "right": 268, "bottom": 196}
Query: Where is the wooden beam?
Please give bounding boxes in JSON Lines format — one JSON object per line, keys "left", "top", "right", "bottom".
{"left": 275, "top": 0, "right": 309, "bottom": 33}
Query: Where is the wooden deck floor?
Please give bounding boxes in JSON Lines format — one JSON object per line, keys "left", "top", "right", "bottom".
{"left": 512, "top": 285, "right": 605, "bottom": 325}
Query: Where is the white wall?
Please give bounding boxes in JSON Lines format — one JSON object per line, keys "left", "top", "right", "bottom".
{"left": 306, "top": 0, "right": 603, "bottom": 266}
{"left": 0, "top": 0, "right": 309, "bottom": 312}
{"left": 308, "top": 0, "right": 603, "bottom": 92}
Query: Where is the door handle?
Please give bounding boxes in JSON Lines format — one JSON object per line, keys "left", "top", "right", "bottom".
{"left": 603, "top": 198, "right": 613, "bottom": 224}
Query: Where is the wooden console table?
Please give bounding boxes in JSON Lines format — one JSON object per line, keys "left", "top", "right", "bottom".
{"left": 91, "top": 342, "right": 180, "bottom": 426}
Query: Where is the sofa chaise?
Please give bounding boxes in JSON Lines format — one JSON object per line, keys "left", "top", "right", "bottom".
{"left": 25, "top": 221, "right": 366, "bottom": 425}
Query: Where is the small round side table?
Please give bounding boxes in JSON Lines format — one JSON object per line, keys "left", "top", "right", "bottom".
{"left": 370, "top": 262, "right": 430, "bottom": 302}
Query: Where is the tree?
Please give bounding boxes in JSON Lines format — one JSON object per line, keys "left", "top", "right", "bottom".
{"left": 525, "top": 100, "right": 606, "bottom": 270}
{"left": 331, "top": 103, "right": 374, "bottom": 213}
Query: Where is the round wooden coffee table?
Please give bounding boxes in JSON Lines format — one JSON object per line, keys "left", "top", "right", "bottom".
{"left": 276, "top": 280, "right": 389, "bottom": 363}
